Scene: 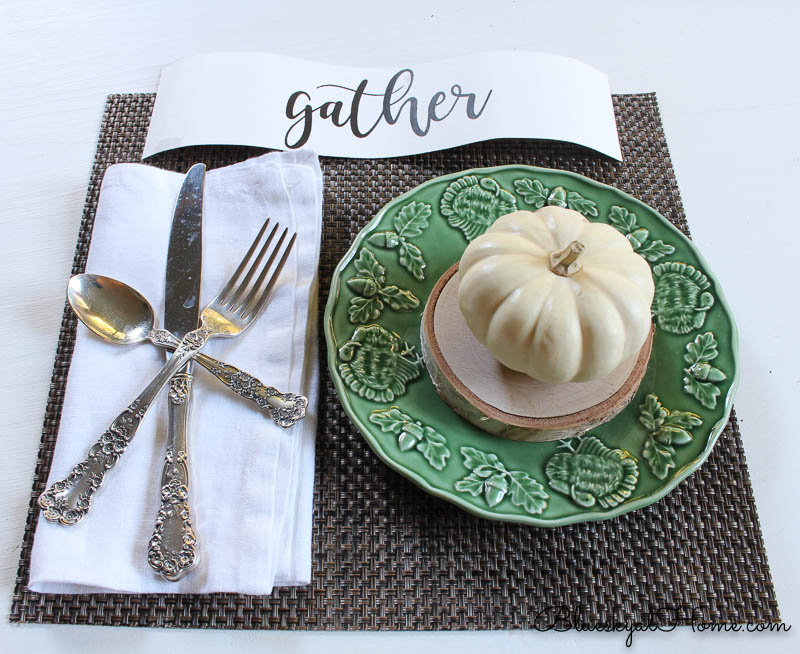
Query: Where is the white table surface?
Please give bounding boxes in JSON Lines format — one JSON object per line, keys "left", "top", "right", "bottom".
{"left": 1, "top": 1, "right": 797, "bottom": 651}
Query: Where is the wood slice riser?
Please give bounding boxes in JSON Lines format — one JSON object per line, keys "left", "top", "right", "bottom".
{"left": 421, "top": 264, "right": 654, "bottom": 443}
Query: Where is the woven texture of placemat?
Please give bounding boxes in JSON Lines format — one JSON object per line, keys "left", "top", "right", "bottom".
{"left": 11, "top": 93, "right": 780, "bottom": 628}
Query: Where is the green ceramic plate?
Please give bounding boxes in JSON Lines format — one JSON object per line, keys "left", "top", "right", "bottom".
{"left": 324, "top": 165, "right": 738, "bottom": 526}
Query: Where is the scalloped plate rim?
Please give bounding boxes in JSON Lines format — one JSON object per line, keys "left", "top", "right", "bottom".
{"left": 324, "top": 164, "right": 739, "bottom": 527}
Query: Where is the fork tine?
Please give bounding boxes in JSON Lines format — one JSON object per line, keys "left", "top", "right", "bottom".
{"left": 241, "top": 231, "right": 297, "bottom": 321}
{"left": 215, "top": 217, "right": 271, "bottom": 305}
{"left": 233, "top": 226, "right": 287, "bottom": 313}
{"left": 227, "top": 222, "right": 280, "bottom": 309}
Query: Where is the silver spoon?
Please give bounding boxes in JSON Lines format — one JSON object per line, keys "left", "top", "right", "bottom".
{"left": 67, "top": 274, "right": 308, "bottom": 427}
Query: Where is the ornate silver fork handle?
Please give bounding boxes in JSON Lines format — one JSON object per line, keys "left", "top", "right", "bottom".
{"left": 150, "top": 329, "right": 308, "bottom": 428}
{"left": 38, "top": 327, "right": 213, "bottom": 526}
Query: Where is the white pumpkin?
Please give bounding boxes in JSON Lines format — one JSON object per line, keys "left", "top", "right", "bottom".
{"left": 458, "top": 207, "right": 654, "bottom": 383}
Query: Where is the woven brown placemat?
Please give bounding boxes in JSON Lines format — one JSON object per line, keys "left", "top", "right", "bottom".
{"left": 11, "top": 93, "right": 780, "bottom": 629}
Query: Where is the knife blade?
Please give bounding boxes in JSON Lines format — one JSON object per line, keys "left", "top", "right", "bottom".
{"left": 147, "top": 162, "right": 205, "bottom": 581}
{"left": 164, "top": 163, "right": 204, "bottom": 341}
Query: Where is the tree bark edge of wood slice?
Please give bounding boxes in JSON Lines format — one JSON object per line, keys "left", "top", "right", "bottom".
{"left": 420, "top": 263, "right": 655, "bottom": 443}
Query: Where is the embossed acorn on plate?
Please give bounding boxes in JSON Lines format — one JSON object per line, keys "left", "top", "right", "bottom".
{"left": 367, "top": 200, "right": 432, "bottom": 280}
{"left": 682, "top": 332, "right": 727, "bottom": 409}
{"left": 638, "top": 394, "right": 703, "bottom": 480}
{"left": 513, "top": 176, "right": 599, "bottom": 217}
{"left": 455, "top": 446, "right": 548, "bottom": 514}
{"left": 369, "top": 407, "right": 450, "bottom": 471}
{"left": 346, "top": 248, "right": 419, "bottom": 324}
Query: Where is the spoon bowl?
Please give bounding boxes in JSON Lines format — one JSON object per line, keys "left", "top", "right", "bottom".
{"left": 67, "top": 274, "right": 155, "bottom": 345}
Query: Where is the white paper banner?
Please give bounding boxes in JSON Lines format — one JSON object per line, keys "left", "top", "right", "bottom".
{"left": 143, "top": 51, "right": 621, "bottom": 161}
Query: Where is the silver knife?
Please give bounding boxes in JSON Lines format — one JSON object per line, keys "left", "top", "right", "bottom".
{"left": 147, "top": 163, "right": 204, "bottom": 581}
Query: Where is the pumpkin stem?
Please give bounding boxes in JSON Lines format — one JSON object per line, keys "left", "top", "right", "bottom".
{"left": 549, "top": 240, "right": 585, "bottom": 277}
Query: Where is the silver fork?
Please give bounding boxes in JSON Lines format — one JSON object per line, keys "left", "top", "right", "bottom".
{"left": 39, "top": 218, "right": 297, "bottom": 526}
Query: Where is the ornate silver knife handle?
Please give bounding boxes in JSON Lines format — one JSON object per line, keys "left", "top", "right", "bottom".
{"left": 38, "top": 328, "right": 210, "bottom": 526}
{"left": 147, "top": 447, "right": 197, "bottom": 581}
{"left": 150, "top": 329, "right": 308, "bottom": 428}
{"left": 147, "top": 372, "right": 198, "bottom": 581}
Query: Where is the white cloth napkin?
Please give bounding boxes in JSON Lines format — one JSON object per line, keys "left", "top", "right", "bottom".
{"left": 29, "top": 151, "right": 321, "bottom": 594}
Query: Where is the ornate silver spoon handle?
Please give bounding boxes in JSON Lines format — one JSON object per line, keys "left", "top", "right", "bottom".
{"left": 147, "top": 368, "right": 198, "bottom": 581}
{"left": 150, "top": 329, "right": 308, "bottom": 428}
{"left": 38, "top": 328, "right": 210, "bottom": 526}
